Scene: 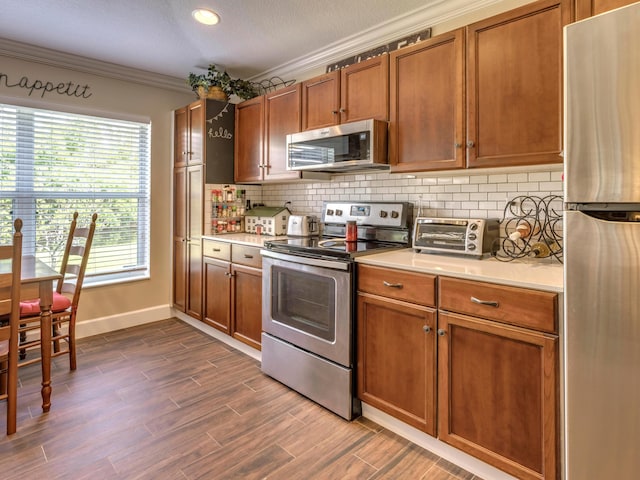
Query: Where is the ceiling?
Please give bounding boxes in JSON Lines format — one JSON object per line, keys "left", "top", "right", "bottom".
{"left": 0, "top": 0, "right": 503, "bottom": 88}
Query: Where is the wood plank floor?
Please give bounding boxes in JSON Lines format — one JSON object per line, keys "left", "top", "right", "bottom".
{"left": 1, "top": 318, "right": 482, "bottom": 479}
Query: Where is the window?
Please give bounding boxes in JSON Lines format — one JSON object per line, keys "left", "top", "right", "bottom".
{"left": 0, "top": 103, "right": 151, "bottom": 284}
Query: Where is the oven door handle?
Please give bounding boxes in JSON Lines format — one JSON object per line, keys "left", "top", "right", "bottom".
{"left": 260, "top": 249, "right": 350, "bottom": 271}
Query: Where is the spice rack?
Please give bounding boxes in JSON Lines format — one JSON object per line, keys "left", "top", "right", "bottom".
{"left": 211, "top": 186, "right": 246, "bottom": 234}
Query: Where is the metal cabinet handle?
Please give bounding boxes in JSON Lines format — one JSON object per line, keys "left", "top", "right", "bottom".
{"left": 454, "top": 142, "right": 462, "bottom": 148}
{"left": 466, "top": 141, "right": 475, "bottom": 148}
{"left": 212, "top": 248, "right": 221, "bottom": 252}
{"left": 331, "top": 110, "right": 338, "bottom": 115}
{"left": 339, "top": 108, "right": 346, "bottom": 113}
{"left": 383, "top": 281, "right": 403, "bottom": 288}
{"left": 423, "top": 325, "right": 432, "bottom": 333}
{"left": 437, "top": 329, "right": 447, "bottom": 337}
{"left": 471, "top": 296, "right": 499, "bottom": 307}
{"left": 244, "top": 254, "right": 254, "bottom": 259}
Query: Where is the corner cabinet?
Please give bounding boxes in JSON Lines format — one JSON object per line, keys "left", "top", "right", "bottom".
{"left": 173, "top": 99, "right": 234, "bottom": 320}
{"left": 574, "top": 0, "right": 637, "bottom": 19}
{"left": 202, "top": 239, "right": 262, "bottom": 350}
{"left": 302, "top": 55, "right": 389, "bottom": 131}
{"left": 466, "top": 0, "right": 570, "bottom": 168}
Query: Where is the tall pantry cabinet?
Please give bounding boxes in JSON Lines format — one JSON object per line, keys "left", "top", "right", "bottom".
{"left": 173, "top": 99, "right": 235, "bottom": 320}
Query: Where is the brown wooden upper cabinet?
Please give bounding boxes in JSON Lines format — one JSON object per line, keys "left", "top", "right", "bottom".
{"left": 234, "top": 95, "right": 264, "bottom": 183}
{"left": 301, "top": 55, "right": 389, "bottom": 131}
{"left": 389, "top": 29, "right": 465, "bottom": 173}
{"left": 263, "top": 84, "right": 304, "bottom": 182}
{"left": 174, "top": 101, "right": 204, "bottom": 167}
{"left": 466, "top": 0, "right": 570, "bottom": 168}
{"left": 575, "top": 0, "right": 638, "bottom": 19}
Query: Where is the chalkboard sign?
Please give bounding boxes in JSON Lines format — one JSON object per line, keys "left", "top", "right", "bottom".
{"left": 205, "top": 100, "right": 235, "bottom": 184}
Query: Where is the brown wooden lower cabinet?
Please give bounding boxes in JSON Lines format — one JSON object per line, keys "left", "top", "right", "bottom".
{"left": 231, "top": 263, "right": 262, "bottom": 350}
{"left": 202, "top": 239, "right": 262, "bottom": 350}
{"left": 437, "top": 311, "right": 558, "bottom": 480}
{"left": 356, "top": 266, "right": 559, "bottom": 480}
{"left": 357, "top": 292, "right": 437, "bottom": 435}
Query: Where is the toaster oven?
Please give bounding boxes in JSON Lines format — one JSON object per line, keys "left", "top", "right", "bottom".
{"left": 412, "top": 217, "right": 500, "bottom": 257}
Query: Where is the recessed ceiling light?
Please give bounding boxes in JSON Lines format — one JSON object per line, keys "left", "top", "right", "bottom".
{"left": 192, "top": 8, "right": 220, "bottom": 26}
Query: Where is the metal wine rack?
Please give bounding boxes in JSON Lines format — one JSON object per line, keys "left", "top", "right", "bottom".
{"left": 493, "top": 194, "right": 563, "bottom": 263}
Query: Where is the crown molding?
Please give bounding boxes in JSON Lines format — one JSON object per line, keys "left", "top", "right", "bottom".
{"left": 0, "top": 37, "right": 190, "bottom": 93}
{"left": 251, "top": 0, "right": 504, "bottom": 83}
{"left": 0, "top": 0, "right": 506, "bottom": 93}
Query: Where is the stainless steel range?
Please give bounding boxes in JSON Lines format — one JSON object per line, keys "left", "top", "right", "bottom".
{"left": 261, "top": 201, "right": 412, "bottom": 420}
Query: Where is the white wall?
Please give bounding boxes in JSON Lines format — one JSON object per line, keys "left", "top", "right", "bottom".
{"left": 0, "top": 54, "right": 194, "bottom": 336}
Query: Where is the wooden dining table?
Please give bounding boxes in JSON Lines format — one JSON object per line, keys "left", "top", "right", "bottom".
{"left": 0, "top": 255, "right": 62, "bottom": 412}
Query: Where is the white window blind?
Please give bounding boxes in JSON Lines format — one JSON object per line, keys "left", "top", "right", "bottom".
{"left": 0, "top": 103, "right": 151, "bottom": 284}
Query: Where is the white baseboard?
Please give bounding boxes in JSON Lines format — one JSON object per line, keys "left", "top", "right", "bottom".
{"left": 173, "top": 310, "right": 261, "bottom": 362}
{"left": 361, "top": 404, "right": 517, "bottom": 480}
{"left": 75, "top": 304, "right": 173, "bottom": 338}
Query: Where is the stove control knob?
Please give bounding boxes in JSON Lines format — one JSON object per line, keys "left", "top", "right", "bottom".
{"left": 335, "top": 209, "right": 343, "bottom": 216}
{"left": 468, "top": 243, "right": 476, "bottom": 251}
{"left": 379, "top": 211, "right": 388, "bottom": 218}
{"left": 391, "top": 211, "right": 399, "bottom": 219}
{"left": 327, "top": 209, "right": 334, "bottom": 216}
{"left": 469, "top": 222, "right": 479, "bottom": 231}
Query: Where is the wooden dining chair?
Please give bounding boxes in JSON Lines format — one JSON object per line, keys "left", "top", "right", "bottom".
{"left": 18, "top": 212, "right": 97, "bottom": 371}
{"left": 0, "top": 219, "right": 23, "bottom": 435}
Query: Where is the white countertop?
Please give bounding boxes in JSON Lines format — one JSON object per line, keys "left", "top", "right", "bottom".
{"left": 202, "top": 233, "right": 284, "bottom": 248}
{"left": 356, "top": 249, "right": 564, "bottom": 292}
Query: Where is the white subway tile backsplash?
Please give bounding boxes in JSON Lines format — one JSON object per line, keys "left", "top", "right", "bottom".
{"left": 242, "top": 167, "right": 562, "bottom": 221}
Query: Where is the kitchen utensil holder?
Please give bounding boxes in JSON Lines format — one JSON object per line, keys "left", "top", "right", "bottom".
{"left": 493, "top": 194, "right": 563, "bottom": 263}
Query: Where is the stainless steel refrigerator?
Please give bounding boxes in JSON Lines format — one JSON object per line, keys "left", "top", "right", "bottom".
{"left": 564, "top": 3, "right": 640, "bottom": 479}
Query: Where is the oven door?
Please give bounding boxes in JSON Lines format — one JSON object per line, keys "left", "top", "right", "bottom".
{"left": 261, "top": 250, "right": 352, "bottom": 367}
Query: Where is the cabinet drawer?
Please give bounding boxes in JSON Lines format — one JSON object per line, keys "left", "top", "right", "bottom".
{"left": 358, "top": 264, "right": 436, "bottom": 307}
{"left": 439, "top": 276, "right": 557, "bottom": 333}
{"left": 231, "top": 244, "right": 262, "bottom": 269}
{"left": 202, "top": 239, "right": 231, "bottom": 261}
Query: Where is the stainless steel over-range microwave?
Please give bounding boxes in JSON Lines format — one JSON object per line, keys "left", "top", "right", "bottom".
{"left": 413, "top": 217, "right": 500, "bottom": 257}
{"left": 286, "top": 119, "right": 388, "bottom": 173}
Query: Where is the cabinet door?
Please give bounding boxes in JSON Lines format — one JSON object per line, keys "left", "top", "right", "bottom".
{"left": 438, "top": 311, "right": 558, "bottom": 480}
{"left": 301, "top": 71, "right": 340, "bottom": 130}
{"left": 172, "top": 167, "right": 187, "bottom": 311}
{"left": 234, "top": 96, "right": 264, "bottom": 183}
{"left": 466, "top": 0, "right": 569, "bottom": 168}
{"left": 174, "top": 107, "right": 188, "bottom": 167}
{"left": 575, "top": 0, "right": 637, "bottom": 19}
{"left": 188, "top": 100, "right": 204, "bottom": 165}
{"left": 357, "top": 293, "right": 437, "bottom": 435}
{"left": 203, "top": 257, "right": 231, "bottom": 334}
{"left": 264, "top": 84, "right": 302, "bottom": 181}
{"left": 389, "top": 29, "right": 465, "bottom": 172}
{"left": 186, "top": 165, "right": 203, "bottom": 320}
{"left": 340, "top": 55, "right": 389, "bottom": 123}
{"left": 231, "top": 264, "right": 262, "bottom": 350}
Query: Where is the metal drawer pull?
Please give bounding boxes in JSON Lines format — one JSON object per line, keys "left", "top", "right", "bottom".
{"left": 471, "top": 296, "right": 499, "bottom": 307}
{"left": 244, "top": 254, "right": 254, "bottom": 258}
{"left": 437, "top": 329, "right": 447, "bottom": 337}
{"left": 383, "top": 281, "right": 403, "bottom": 288}
{"left": 212, "top": 248, "right": 221, "bottom": 252}
{"left": 423, "top": 325, "right": 431, "bottom": 333}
